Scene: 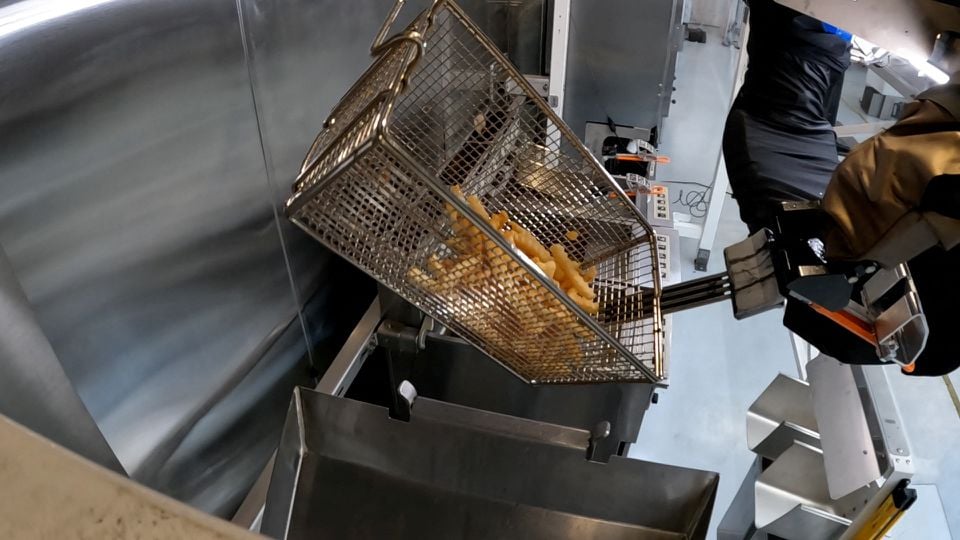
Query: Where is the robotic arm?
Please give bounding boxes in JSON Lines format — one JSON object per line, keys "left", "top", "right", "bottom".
{"left": 720, "top": 0, "right": 960, "bottom": 375}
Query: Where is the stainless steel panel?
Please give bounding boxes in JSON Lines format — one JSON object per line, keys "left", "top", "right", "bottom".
{"left": 663, "top": 0, "right": 686, "bottom": 113}
{"left": 263, "top": 387, "right": 719, "bottom": 540}
{"left": 853, "top": 365, "right": 913, "bottom": 469}
{"left": 563, "top": 0, "right": 681, "bottom": 138}
{"left": 0, "top": 244, "right": 123, "bottom": 473}
{"left": 760, "top": 506, "right": 849, "bottom": 540}
{"left": 838, "top": 365, "right": 915, "bottom": 540}
{"left": 399, "top": 333, "right": 657, "bottom": 459}
{"left": 754, "top": 442, "right": 851, "bottom": 538}
{"left": 807, "top": 357, "right": 881, "bottom": 500}
{"left": 457, "top": 0, "right": 548, "bottom": 74}
{"left": 0, "top": 0, "right": 319, "bottom": 516}
{"left": 746, "top": 373, "right": 819, "bottom": 461}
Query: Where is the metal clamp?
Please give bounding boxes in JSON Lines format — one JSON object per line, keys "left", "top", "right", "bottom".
{"left": 861, "top": 265, "right": 928, "bottom": 367}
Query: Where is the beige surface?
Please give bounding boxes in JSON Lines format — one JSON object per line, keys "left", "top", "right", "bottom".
{"left": 0, "top": 415, "right": 262, "bottom": 540}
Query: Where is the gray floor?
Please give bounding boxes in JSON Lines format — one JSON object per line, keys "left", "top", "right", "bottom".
{"left": 628, "top": 28, "right": 959, "bottom": 539}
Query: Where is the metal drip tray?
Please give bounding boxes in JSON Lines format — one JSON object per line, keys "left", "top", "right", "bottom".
{"left": 262, "top": 387, "right": 719, "bottom": 540}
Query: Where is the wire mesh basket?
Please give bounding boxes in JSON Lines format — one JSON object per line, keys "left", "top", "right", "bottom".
{"left": 287, "top": 0, "right": 663, "bottom": 384}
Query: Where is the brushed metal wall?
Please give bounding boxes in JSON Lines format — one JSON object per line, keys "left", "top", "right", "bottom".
{"left": 236, "top": 0, "right": 404, "bottom": 345}
{"left": 563, "top": 0, "right": 683, "bottom": 138}
{"left": 0, "top": 0, "right": 377, "bottom": 517}
{"left": 0, "top": 0, "right": 587, "bottom": 518}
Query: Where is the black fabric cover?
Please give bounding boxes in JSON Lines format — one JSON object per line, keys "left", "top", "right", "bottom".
{"left": 906, "top": 246, "right": 960, "bottom": 376}
{"left": 724, "top": 0, "right": 851, "bottom": 232}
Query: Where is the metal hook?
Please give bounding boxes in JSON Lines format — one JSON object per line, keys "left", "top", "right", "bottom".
{"left": 370, "top": 0, "right": 445, "bottom": 56}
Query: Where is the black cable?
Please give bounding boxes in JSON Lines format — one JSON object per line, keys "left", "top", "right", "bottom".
{"left": 672, "top": 187, "right": 710, "bottom": 219}
{"left": 660, "top": 180, "right": 736, "bottom": 219}
{"left": 661, "top": 180, "right": 734, "bottom": 196}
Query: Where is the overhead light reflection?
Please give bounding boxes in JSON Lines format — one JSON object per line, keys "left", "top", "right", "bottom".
{"left": 899, "top": 50, "right": 951, "bottom": 85}
{"left": 0, "top": 0, "right": 116, "bottom": 40}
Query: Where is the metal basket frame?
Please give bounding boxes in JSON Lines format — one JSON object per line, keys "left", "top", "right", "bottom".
{"left": 287, "top": 0, "right": 663, "bottom": 384}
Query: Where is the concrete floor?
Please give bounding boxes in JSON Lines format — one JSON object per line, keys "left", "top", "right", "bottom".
{"left": 628, "top": 28, "right": 959, "bottom": 539}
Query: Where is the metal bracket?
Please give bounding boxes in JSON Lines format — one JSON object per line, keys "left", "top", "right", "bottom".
{"left": 694, "top": 248, "right": 711, "bottom": 272}
{"left": 377, "top": 319, "right": 421, "bottom": 353}
{"left": 315, "top": 299, "right": 384, "bottom": 397}
{"left": 861, "top": 265, "right": 929, "bottom": 367}
{"left": 586, "top": 421, "right": 612, "bottom": 462}
{"left": 380, "top": 316, "right": 445, "bottom": 353}
{"left": 393, "top": 380, "right": 418, "bottom": 422}
{"left": 416, "top": 316, "right": 437, "bottom": 349}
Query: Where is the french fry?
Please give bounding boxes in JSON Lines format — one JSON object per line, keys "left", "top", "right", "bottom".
{"left": 568, "top": 290, "right": 600, "bottom": 315}
{"left": 490, "top": 211, "right": 509, "bottom": 231}
{"left": 420, "top": 187, "right": 604, "bottom": 371}
{"left": 408, "top": 267, "right": 437, "bottom": 292}
{"left": 444, "top": 204, "right": 471, "bottom": 254}
{"left": 512, "top": 223, "right": 552, "bottom": 261}
{"left": 501, "top": 229, "right": 517, "bottom": 247}
{"left": 528, "top": 258, "right": 555, "bottom": 279}
{"left": 466, "top": 194, "right": 492, "bottom": 221}
{"left": 449, "top": 255, "right": 484, "bottom": 284}
{"left": 550, "top": 244, "right": 595, "bottom": 300}
{"left": 427, "top": 254, "right": 445, "bottom": 276}
{"left": 452, "top": 216, "right": 484, "bottom": 255}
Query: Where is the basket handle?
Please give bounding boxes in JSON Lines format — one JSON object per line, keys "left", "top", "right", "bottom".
{"left": 370, "top": 0, "right": 444, "bottom": 57}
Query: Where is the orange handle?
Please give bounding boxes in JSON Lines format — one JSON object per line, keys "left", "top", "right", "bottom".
{"left": 614, "top": 154, "right": 671, "bottom": 164}
{"left": 810, "top": 303, "right": 918, "bottom": 372}
{"left": 809, "top": 303, "right": 877, "bottom": 346}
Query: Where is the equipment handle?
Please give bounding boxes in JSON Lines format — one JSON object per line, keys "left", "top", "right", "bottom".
{"left": 370, "top": 0, "right": 444, "bottom": 57}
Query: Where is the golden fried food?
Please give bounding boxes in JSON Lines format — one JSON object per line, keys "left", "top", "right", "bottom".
{"left": 426, "top": 254, "right": 445, "bottom": 276}
{"left": 466, "top": 194, "right": 492, "bottom": 221}
{"left": 490, "top": 211, "right": 510, "bottom": 231}
{"left": 409, "top": 185, "right": 601, "bottom": 363}
{"left": 533, "top": 258, "right": 557, "bottom": 279}
{"left": 568, "top": 290, "right": 600, "bottom": 315}
{"left": 512, "top": 224, "right": 552, "bottom": 262}
{"left": 550, "top": 244, "right": 595, "bottom": 300}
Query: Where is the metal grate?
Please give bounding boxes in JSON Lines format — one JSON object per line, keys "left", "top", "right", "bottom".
{"left": 287, "top": 0, "right": 663, "bottom": 384}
